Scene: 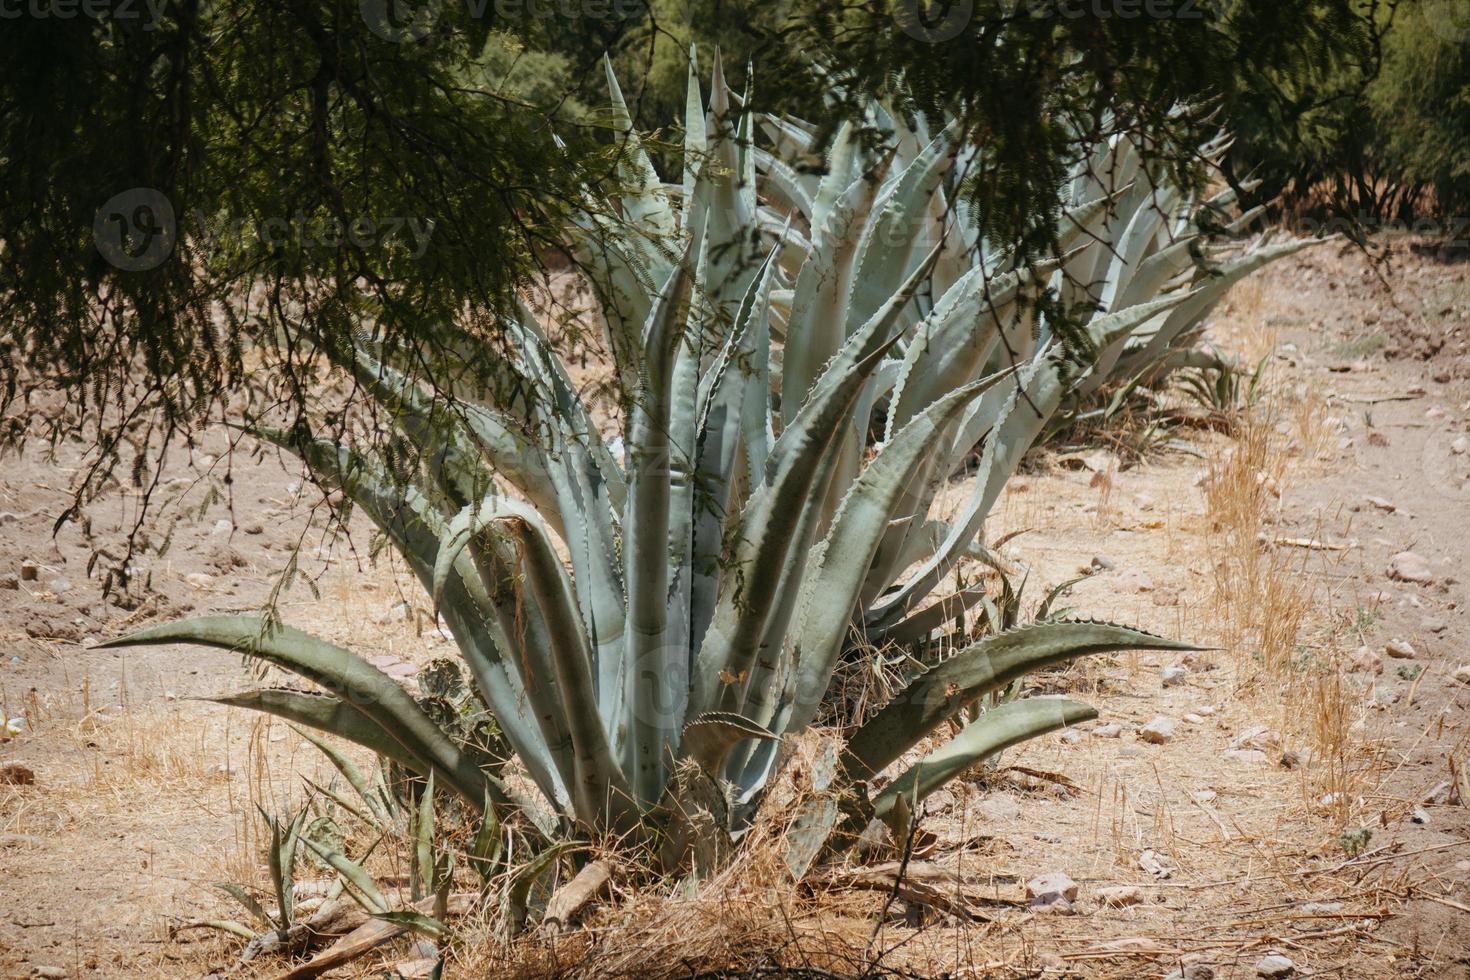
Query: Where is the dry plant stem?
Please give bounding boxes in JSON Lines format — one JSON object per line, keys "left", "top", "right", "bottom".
{"left": 275, "top": 891, "right": 475, "bottom": 980}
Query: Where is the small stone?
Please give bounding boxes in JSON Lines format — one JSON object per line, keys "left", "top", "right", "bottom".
{"left": 1422, "top": 617, "right": 1448, "bottom": 634}
{"left": 1279, "top": 750, "right": 1307, "bottom": 770}
{"left": 19, "top": 560, "right": 38, "bottom": 581}
{"left": 1387, "top": 551, "right": 1435, "bottom": 585}
{"left": 183, "top": 572, "right": 214, "bottom": 589}
{"left": 1160, "top": 666, "right": 1188, "bottom": 688}
{"left": 1426, "top": 406, "right": 1447, "bottom": 420}
{"left": 1183, "top": 712, "right": 1205, "bottom": 724}
{"left": 1193, "top": 704, "right": 1216, "bottom": 716}
{"left": 1256, "top": 953, "right": 1295, "bottom": 977}
{"left": 1452, "top": 436, "right": 1469, "bottom": 456}
{"left": 1425, "top": 781, "right": 1457, "bottom": 805}
{"left": 1231, "top": 726, "right": 1282, "bottom": 752}
{"left": 1096, "top": 884, "right": 1144, "bottom": 907}
{"left": 1191, "top": 789, "right": 1217, "bottom": 804}
{"left": 1165, "top": 967, "right": 1215, "bottom": 980}
{"left": 1036, "top": 951, "right": 1066, "bottom": 972}
{"left": 1223, "top": 749, "right": 1269, "bottom": 765}
{"left": 376, "top": 601, "right": 413, "bottom": 625}
{"left": 1385, "top": 639, "right": 1417, "bottom": 659}
{"left": 1026, "top": 872, "right": 1079, "bottom": 903}
{"left": 31, "top": 968, "right": 67, "bottom": 979}
{"left": 0, "top": 574, "right": 17, "bottom": 590}
{"left": 46, "top": 577, "right": 71, "bottom": 595}
{"left": 1349, "top": 646, "right": 1383, "bottom": 674}
{"left": 1138, "top": 716, "right": 1176, "bottom": 744}
{"left": 0, "top": 763, "right": 35, "bottom": 785}
{"left": 1091, "top": 723, "right": 1123, "bottom": 739}
{"left": 1118, "top": 569, "right": 1155, "bottom": 592}
{"left": 1137, "top": 849, "right": 1175, "bottom": 879}
{"left": 1365, "top": 495, "right": 1396, "bottom": 512}
{"left": 977, "top": 794, "right": 1023, "bottom": 821}
{"left": 1091, "top": 555, "right": 1116, "bottom": 571}
{"left": 1455, "top": 665, "right": 1470, "bottom": 687}
{"left": 1411, "top": 805, "right": 1431, "bottom": 824}
{"left": 392, "top": 959, "right": 438, "bottom": 980}
{"left": 1059, "top": 729, "right": 1084, "bottom": 745}
{"left": 1152, "top": 587, "right": 1181, "bottom": 607}
{"left": 925, "top": 788, "right": 957, "bottom": 814}
{"left": 1031, "top": 895, "right": 1074, "bottom": 914}
{"left": 211, "top": 519, "right": 234, "bottom": 536}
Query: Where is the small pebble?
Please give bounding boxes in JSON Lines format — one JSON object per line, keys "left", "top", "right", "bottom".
{"left": 1138, "top": 716, "right": 1175, "bottom": 744}
{"left": 1385, "top": 639, "right": 1417, "bottom": 660}
{"left": 1256, "top": 953, "right": 1295, "bottom": 978}
{"left": 1387, "top": 551, "right": 1435, "bottom": 585}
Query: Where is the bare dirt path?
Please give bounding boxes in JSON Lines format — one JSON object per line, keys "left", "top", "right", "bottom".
{"left": 0, "top": 240, "right": 1465, "bottom": 978}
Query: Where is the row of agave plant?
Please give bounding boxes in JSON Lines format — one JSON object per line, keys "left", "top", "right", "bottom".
{"left": 104, "top": 54, "right": 1316, "bottom": 903}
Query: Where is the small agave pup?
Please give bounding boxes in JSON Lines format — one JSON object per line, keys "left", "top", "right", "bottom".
{"left": 102, "top": 54, "right": 1215, "bottom": 880}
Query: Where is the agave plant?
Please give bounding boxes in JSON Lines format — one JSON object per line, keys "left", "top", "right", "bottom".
{"left": 102, "top": 55, "right": 1214, "bottom": 878}
{"left": 754, "top": 99, "right": 1319, "bottom": 435}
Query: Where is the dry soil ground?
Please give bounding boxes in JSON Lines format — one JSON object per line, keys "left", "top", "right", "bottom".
{"left": 0, "top": 238, "right": 1467, "bottom": 979}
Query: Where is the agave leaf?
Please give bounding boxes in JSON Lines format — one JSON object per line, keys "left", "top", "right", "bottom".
{"left": 214, "top": 691, "right": 445, "bottom": 794}
{"left": 784, "top": 795, "right": 840, "bottom": 881}
{"left": 603, "top": 54, "right": 676, "bottom": 243}
{"left": 754, "top": 147, "right": 815, "bottom": 218}
{"left": 301, "top": 835, "right": 389, "bottom": 915}
{"left": 844, "top": 620, "right": 1203, "bottom": 780}
{"left": 682, "top": 44, "right": 705, "bottom": 209}
{"left": 289, "top": 724, "right": 387, "bottom": 822}
{"left": 370, "top": 909, "right": 446, "bottom": 939}
{"left": 692, "top": 244, "right": 942, "bottom": 719}
{"left": 779, "top": 148, "right": 896, "bottom": 426}
{"left": 1113, "top": 238, "right": 1323, "bottom": 383}
{"left": 623, "top": 256, "right": 696, "bottom": 807}
{"left": 239, "top": 428, "right": 566, "bottom": 806}
{"left": 847, "top": 122, "right": 958, "bottom": 335}
{"left": 867, "top": 582, "right": 991, "bottom": 645}
{"left": 213, "top": 882, "right": 274, "bottom": 931}
{"left": 868, "top": 698, "right": 1097, "bottom": 828}
{"left": 413, "top": 773, "right": 436, "bottom": 902}
{"left": 492, "top": 504, "right": 637, "bottom": 832}
{"left": 755, "top": 369, "right": 1016, "bottom": 740}
{"left": 507, "top": 841, "right": 574, "bottom": 936}
{"left": 679, "top": 712, "right": 777, "bottom": 775}
{"left": 100, "top": 618, "right": 494, "bottom": 809}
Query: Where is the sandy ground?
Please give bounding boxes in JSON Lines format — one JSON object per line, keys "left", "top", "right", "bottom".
{"left": 0, "top": 238, "right": 1467, "bottom": 978}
